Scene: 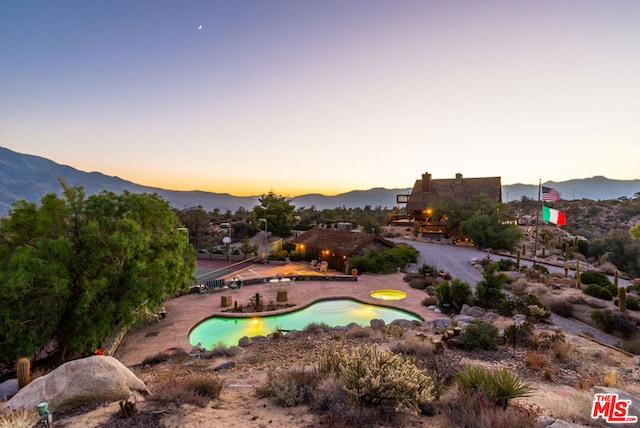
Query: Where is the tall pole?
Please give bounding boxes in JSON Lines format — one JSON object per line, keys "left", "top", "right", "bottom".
{"left": 533, "top": 179, "right": 541, "bottom": 265}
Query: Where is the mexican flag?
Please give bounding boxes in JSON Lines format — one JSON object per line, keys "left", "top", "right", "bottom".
{"left": 542, "top": 206, "right": 566, "bottom": 226}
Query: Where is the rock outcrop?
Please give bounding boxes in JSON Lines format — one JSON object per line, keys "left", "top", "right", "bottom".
{"left": 1, "top": 356, "right": 149, "bottom": 412}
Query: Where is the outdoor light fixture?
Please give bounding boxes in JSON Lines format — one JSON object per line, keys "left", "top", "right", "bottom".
{"left": 36, "top": 401, "right": 48, "bottom": 417}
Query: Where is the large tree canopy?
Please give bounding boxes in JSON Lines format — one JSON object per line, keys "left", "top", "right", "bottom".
{"left": 253, "top": 192, "right": 295, "bottom": 237}
{"left": 0, "top": 184, "right": 196, "bottom": 365}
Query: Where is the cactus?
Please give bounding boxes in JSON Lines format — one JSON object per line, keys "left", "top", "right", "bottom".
{"left": 516, "top": 249, "right": 521, "bottom": 269}
{"left": 254, "top": 293, "right": 261, "bottom": 308}
{"left": 614, "top": 270, "right": 619, "bottom": 287}
{"left": 542, "top": 247, "right": 546, "bottom": 258}
{"left": 619, "top": 286, "right": 627, "bottom": 312}
{"left": 522, "top": 244, "right": 526, "bottom": 256}
{"left": 16, "top": 357, "right": 31, "bottom": 389}
{"left": 564, "top": 266, "right": 569, "bottom": 278}
{"left": 574, "top": 236, "right": 578, "bottom": 247}
{"left": 576, "top": 260, "right": 581, "bottom": 288}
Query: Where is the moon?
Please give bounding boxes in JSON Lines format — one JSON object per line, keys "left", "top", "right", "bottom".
{"left": 197, "top": 25, "right": 202, "bottom": 30}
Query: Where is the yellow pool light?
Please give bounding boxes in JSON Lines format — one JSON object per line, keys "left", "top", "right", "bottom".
{"left": 369, "top": 289, "right": 407, "bottom": 300}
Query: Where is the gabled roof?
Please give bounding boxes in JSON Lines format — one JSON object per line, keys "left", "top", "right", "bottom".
{"left": 290, "top": 228, "right": 395, "bottom": 256}
{"left": 405, "top": 173, "right": 502, "bottom": 212}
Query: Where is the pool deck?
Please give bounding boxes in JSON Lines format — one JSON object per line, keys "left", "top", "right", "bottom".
{"left": 113, "top": 262, "right": 443, "bottom": 367}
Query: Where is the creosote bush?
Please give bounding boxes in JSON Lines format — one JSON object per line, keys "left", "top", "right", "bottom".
{"left": 318, "top": 344, "right": 435, "bottom": 414}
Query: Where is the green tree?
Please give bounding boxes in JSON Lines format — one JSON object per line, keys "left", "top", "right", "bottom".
{"left": 177, "top": 206, "right": 211, "bottom": 250}
{"left": 253, "top": 192, "right": 295, "bottom": 237}
{"left": 0, "top": 184, "right": 196, "bottom": 365}
{"left": 474, "top": 264, "right": 507, "bottom": 308}
{"left": 458, "top": 196, "right": 523, "bottom": 250}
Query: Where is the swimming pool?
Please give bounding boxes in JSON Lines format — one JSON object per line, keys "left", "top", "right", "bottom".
{"left": 189, "top": 298, "right": 422, "bottom": 349}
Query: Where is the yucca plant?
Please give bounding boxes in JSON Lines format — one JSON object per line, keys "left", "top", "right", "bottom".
{"left": 490, "top": 368, "right": 532, "bottom": 410}
{"left": 456, "top": 365, "right": 532, "bottom": 410}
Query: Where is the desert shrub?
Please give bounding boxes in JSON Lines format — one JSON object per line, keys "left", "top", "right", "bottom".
{"left": 318, "top": 344, "right": 435, "bottom": 414}
{"left": 581, "top": 270, "right": 612, "bottom": 287}
{"left": 498, "top": 297, "right": 523, "bottom": 317}
{"left": 459, "top": 320, "right": 499, "bottom": 350}
{"left": 151, "top": 374, "right": 224, "bottom": 407}
{"left": 591, "top": 310, "right": 638, "bottom": 337}
{"left": 445, "top": 389, "right": 541, "bottom": 428}
{"left": 142, "top": 352, "right": 173, "bottom": 366}
{"left": 418, "top": 263, "right": 439, "bottom": 277}
{"left": 548, "top": 299, "right": 574, "bottom": 318}
{"left": 421, "top": 295, "right": 438, "bottom": 307}
{"left": 504, "top": 321, "right": 535, "bottom": 348}
{"left": 590, "top": 310, "right": 617, "bottom": 333}
{"left": 450, "top": 279, "right": 472, "bottom": 309}
{"left": 455, "top": 365, "right": 532, "bottom": 410}
{"left": 311, "top": 377, "right": 397, "bottom": 426}
{"left": 408, "top": 278, "right": 428, "bottom": 290}
{"left": 495, "top": 258, "right": 518, "bottom": 272}
{"left": 531, "top": 264, "right": 549, "bottom": 275}
{"left": 349, "top": 245, "right": 418, "bottom": 274}
{"left": 435, "top": 281, "right": 451, "bottom": 307}
{"left": 0, "top": 407, "right": 36, "bottom": 428}
{"left": 524, "top": 351, "right": 547, "bottom": 370}
{"left": 618, "top": 340, "right": 640, "bottom": 355}
{"left": 256, "top": 368, "right": 321, "bottom": 407}
{"left": 347, "top": 326, "right": 372, "bottom": 339}
{"left": 303, "top": 322, "right": 331, "bottom": 332}
{"left": 184, "top": 374, "right": 224, "bottom": 400}
{"left": 614, "top": 314, "right": 639, "bottom": 337}
{"left": 391, "top": 337, "right": 434, "bottom": 360}
{"left": 583, "top": 284, "right": 613, "bottom": 301}
{"left": 206, "top": 342, "right": 241, "bottom": 357}
{"left": 553, "top": 341, "right": 572, "bottom": 360}
{"left": 625, "top": 296, "right": 640, "bottom": 311}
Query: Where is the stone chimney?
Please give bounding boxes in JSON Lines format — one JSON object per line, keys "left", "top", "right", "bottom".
{"left": 455, "top": 173, "right": 463, "bottom": 184}
{"left": 421, "top": 172, "right": 432, "bottom": 192}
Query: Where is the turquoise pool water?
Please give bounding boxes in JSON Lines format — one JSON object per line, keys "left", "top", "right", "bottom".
{"left": 189, "top": 298, "right": 422, "bottom": 349}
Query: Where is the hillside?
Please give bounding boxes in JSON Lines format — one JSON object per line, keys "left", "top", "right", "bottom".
{"left": 2, "top": 146, "right": 640, "bottom": 216}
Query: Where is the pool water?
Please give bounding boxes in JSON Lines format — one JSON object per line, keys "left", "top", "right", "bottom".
{"left": 369, "top": 289, "right": 407, "bottom": 300}
{"left": 189, "top": 298, "right": 421, "bottom": 349}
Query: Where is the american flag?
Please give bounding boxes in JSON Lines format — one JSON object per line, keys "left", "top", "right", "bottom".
{"left": 542, "top": 186, "right": 561, "bottom": 202}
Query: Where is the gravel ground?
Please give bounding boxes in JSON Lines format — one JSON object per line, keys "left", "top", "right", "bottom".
{"left": 394, "top": 238, "right": 624, "bottom": 347}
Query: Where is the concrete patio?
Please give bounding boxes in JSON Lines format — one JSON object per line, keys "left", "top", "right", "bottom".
{"left": 113, "top": 262, "right": 443, "bottom": 367}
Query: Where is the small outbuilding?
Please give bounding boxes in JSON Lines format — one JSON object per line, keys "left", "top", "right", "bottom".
{"left": 290, "top": 228, "right": 395, "bottom": 273}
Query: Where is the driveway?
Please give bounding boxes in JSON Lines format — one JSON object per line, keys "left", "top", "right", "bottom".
{"left": 394, "top": 238, "right": 627, "bottom": 346}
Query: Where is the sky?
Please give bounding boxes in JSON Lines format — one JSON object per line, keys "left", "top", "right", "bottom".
{"left": 2, "top": 1, "right": 639, "bottom": 197}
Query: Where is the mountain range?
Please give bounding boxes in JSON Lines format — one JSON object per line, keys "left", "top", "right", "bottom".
{"left": 1, "top": 146, "right": 639, "bottom": 216}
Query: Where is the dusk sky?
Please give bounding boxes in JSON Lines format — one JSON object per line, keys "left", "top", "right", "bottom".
{"left": 2, "top": 1, "right": 639, "bottom": 197}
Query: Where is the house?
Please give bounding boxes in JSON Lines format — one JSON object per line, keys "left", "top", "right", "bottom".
{"left": 290, "top": 228, "right": 396, "bottom": 273}
{"left": 396, "top": 172, "right": 502, "bottom": 238}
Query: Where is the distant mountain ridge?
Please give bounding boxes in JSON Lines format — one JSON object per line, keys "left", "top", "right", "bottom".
{"left": 1, "top": 146, "right": 639, "bottom": 216}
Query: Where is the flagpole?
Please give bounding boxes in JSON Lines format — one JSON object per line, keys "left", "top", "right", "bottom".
{"left": 533, "top": 179, "right": 541, "bottom": 265}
